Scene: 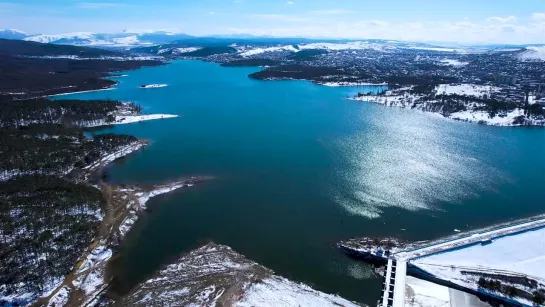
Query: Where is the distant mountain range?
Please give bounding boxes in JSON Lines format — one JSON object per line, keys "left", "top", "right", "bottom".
{"left": 1, "top": 29, "right": 543, "bottom": 58}
{"left": 0, "top": 29, "right": 195, "bottom": 47}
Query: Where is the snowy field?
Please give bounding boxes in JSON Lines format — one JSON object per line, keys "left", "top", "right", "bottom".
{"left": 434, "top": 84, "right": 500, "bottom": 97}
{"left": 404, "top": 276, "right": 491, "bottom": 307}
{"left": 411, "top": 226, "right": 545, "bottom": 282}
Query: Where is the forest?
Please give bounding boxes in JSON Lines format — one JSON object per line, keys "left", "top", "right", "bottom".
{"left": 0, "top": 125, "right": 138, "bottom": 180}
{"left": 0, "top": 175, "right": 105, "bottom": 304}
{"left": 249, "top": 64, "right": 352, "bottom": 82}
{"left": 0, "top": 98, "right": 131, "bottom": 127}
{"left": 0, "top": 39, "right": 162, "bottom": 100}
{"left": 0, "top": 39, "right": 152, "bottom": 304}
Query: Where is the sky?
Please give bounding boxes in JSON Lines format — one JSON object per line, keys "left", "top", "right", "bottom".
{"left": 1, "top": 0, "right": 544, "bottom": 44}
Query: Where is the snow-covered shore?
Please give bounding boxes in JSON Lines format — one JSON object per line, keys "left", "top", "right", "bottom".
{"left": 352, "top": 84, "right": 545, "bottom": 127}
{"left": 320, "top": 81, "right": 388, "bottom": 87}
{"left": 47, "top": 87, "right": 115, "bottom": 97}
{"left": 45, "top": 181, "right": 194, "bottom": 307}
{"left": 86, "top": 114, "right": 178, "bottom": 127}
{"left": 119, "top": 243, "right": 360, "bottom": 307}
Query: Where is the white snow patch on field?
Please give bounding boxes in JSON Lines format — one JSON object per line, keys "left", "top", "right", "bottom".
{"left": 235, "top": 276, "right": 360, "bottom": 307}
{"left": 440, "top": 59, "right": 469, "bottom": 66}
{"left": 405, "top": 276, "right": 450, "bottom": 307}
{"left": 435, "top": 84, "right": 499, "bottom": 97}
{"left": 411, "top": 226, "right": 545, "bottom": 282}
{"left": 78, "top": 246, "right": 112, "bottom": 274}
{"left": 518, "top": 46, "right": 545, "bottom": 61}
{"left": 407, "top": 46, "right": 461, "bottom": 52}
{"left": 47, "top": 286, "right": 71, "bottom": 307}
{"left": 175, "top": 47, "right": 200, "bottom": 54}
{"left": 240, "top": 45, "right": 298, "bottom": 57}
{"left": 449, "top": 108, "right": 526, "bottom": 126}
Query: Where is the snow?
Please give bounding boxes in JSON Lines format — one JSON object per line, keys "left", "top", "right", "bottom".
{"left": 175, "top": 47, "right": 200, "bottom": 54}
{"left": 435, "top": 84, "right": 499, "bottom": 97}
{"left": 351, "top": 83, "right": 545, "bottom": 127}
{"left": 112, "top": 114, "right": 178, "bottom": 126}
{"left": 397, "top": 217, "right": 545, "bottom": 261}
{"left": 140, "top": 84, "right": 168, "bottom": 88}
{"left": 406, "top": 46, "right": 461, "bottom": 52}
{"left": 411, "top": 226, "right": 545, "bottom": 282}
{"left": 77, "top": 246, "right": 112, "bottom": 274}
{"left": 47, "top": 286, "right": 70, "bottom": 307}
{"left": 235, "top": 276, "right": 359, "bottom": 307}
{"left": 24, "top": 32, "right": 94, "bottom": 44}
{"left": 518, "top": 46, "right": 545, "bottom": 61}
{"left": 138, "top": 184, "right": 185, "bottom": 208}
{"left": 300, "top": 41, "right": 391, "bottom": 52}
{"left": 240, "top": 45, "right": 299, "bottom": 57}
{"left": 449, "top": 108, "right": 528, "bottom": 126}
{"left": 321, "top": 81, "right": 388, "bottom": 87}
{"left": 47, "top": 88, "right": 114, "bottom": 97}
{"left": 439, "top": 59, "right": 469, "bottom": 66}
{"left": 113, "top": 35, "right": 139, "bottom": 45}
{"left": 405, "top": 276, "right": 450, "bottom": 307}
{"left": 84, "top": 142, "right": 146, "bottom": 170}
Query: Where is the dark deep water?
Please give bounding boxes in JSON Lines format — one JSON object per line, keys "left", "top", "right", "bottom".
{"left": 56, "top": 60, "right": 545, "bottom": 305}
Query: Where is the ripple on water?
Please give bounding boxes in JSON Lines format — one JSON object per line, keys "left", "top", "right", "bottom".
{"left": 332, "top": 108, "right": 509, "bottom": 218}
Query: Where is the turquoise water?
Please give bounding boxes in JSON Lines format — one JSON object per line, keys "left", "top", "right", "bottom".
{"left": 57, "top": 60, "right": 545, "bottom": 305}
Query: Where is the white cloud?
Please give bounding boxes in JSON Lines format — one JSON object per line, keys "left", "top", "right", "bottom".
{"left": 486, "top": 16, "right": 517, "bottom": 23}
{"left": 209, "top": 11, "right": 215, "bottom": 15}
{"left": 532, "top": 12, "right": 545, "bottom": 22}
{"left": 76, "top": 2, "right": 126, "bottom": 9}
{"left": 287, "top": 1, "right": 294, "bottom": 5}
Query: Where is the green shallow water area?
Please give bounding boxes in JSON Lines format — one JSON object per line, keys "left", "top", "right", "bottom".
{"left": 55, "top": 60, "right": 545, "bottom": 305}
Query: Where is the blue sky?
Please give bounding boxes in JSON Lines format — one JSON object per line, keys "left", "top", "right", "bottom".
{"left": 1, "top": 0, "right": 544, "bottom": 43}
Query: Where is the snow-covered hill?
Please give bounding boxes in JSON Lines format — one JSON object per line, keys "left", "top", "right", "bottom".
{"left": 20, "top": 31, "right": 194, "bottom": 47}
{"left": 518, "top": 46, "right": 545, "bottom": 61}
{"left": 0, "top": 29, "right": 29, "bottom": 40}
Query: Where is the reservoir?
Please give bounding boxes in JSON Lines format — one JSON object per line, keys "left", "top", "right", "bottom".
{"left": 57, "top": 60, "right": 545, "bottom": 305}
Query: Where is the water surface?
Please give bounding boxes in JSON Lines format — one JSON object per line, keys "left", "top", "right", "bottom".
{"left": 57, "top": 60, "right": 545, "bottom": 305}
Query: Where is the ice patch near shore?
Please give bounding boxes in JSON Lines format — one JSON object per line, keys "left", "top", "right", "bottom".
{"left": 140, "top": 84, "right": 168, "bottom": 89}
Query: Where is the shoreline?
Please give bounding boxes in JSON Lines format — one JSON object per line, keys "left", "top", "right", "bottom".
{"left": 47, "top": 87, "right": 115, "bottom": 97}
{"left": 86, "top": 114, "right": 179, "bottom": 127}
{"left": 42, "top": 137, "right": 207, "bottom": 306}
{"left": 349, "top": 96, "right": 545, "bottom": 127}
